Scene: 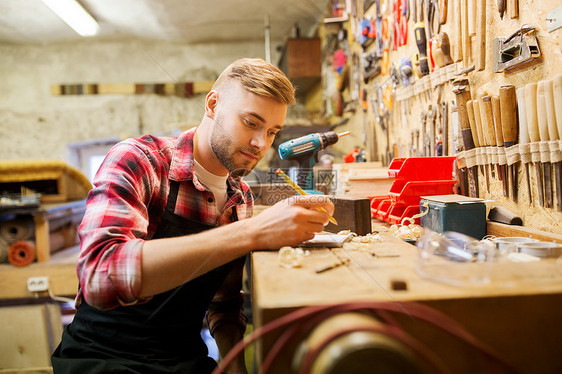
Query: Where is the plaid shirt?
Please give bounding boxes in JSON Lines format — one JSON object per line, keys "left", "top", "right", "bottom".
{"left": 76, "top": 128, "right": 253, "bottom": 330}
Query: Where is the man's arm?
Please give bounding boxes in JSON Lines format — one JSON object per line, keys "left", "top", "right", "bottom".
{"left": 140, "top": 195, "right": 334, "bottom": 297}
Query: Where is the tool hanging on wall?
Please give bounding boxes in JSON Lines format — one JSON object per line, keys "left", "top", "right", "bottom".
{"left": 453, "top": 80, "right": 479, "bottom": 197}
{"left": 477, "top": 0, "right": 486, "bottom": 71}
{"left": 492, "top": 26, "right": 540, "bottom": 73}
{"left": 414, "top": 0, "right": 430, "bottom": 76}
{"left": 537, "top": 81, "right": 552, "bottom": 208}
{"left": 499, "top": 85, "right": 519, "bottom": 201}
{"left": 498, "top": 0, "right": 506, "bottom": 19}
{"left": 553, "top": 75, "right": 562, "bottom": 211}
{"left": 491, "top": 95, "right": 508, "bottom": 197}
{"left": 525, "top": 82, "right": 543, "bottom": 207}
{"left": 516, "top": 87, "right": 533, "bottom": 204}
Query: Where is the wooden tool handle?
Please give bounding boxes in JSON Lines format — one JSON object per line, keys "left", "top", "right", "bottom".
{"left": 499, "top": 85, "right": 518, "bottom": 146}
{"left": 516, "top": 87, "right": 529, "bottom": 144}
{"left": 467, "top": 100, "right": 481, "bottom": 147}
{"left": 552, "top": 74, "right": 562, "bottom": 140}
{"left": 482, "top": 96, "right": 497, "bottom": 146}
{"left": 473, "top": 97, "right": 485, "bottom": 146}
{"left": 525, "top": 82, "right": 540, "bottom": 142}
{"left": 456, "top": 89, "right": 472, "bottom": 129}
{"left": 477, "top": 0, "right": 486, "bottom": 71}
{"left": 468, "top": 0, "right": 476, "bottom": 36}
{"left": 536, "top": 81, "right": 550, "bottom": 141}
{"left": 441, "top": 0, "right": 448, "bottom": 24}
{"left": 492, "top": 96, "right": 504, "bottom": 146}
{"left": 456, "top": 0, "right": 463, "bottom": 62}
{"left": 509, "top": 0, "right": 519, "bottom": 19}
{"left": 432, "top": 36, "right": 445, "bottom": 67}
{"left": 439, "top": 32, "right": 454, "bottom": 65}
{"left": 462, "top": 0, "right": 469, "bottom": 67}
{"left": 543, "top": 80, "right": 559, "bottom": 141}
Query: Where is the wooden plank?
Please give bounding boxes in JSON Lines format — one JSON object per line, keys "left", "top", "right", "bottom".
{"left": 251, "top": 231, "right": 562, "bottom": 373}
{"left": 0, "top": 304, "right": 62, "bottom": 369}
{"left": 0, "top": 247, "right": 79, "bottom": 300}
{"left": 33, "top": 212, "right": 50, "bottom": 263}
{"left": 487, "top": 221, "right": 562, "bottom": 243}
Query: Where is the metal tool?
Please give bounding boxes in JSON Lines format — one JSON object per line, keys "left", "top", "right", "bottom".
{"left": 278, "top": 131, "right": 350, "bottom": 192}
{"left": 472, "top": 95, "right": 490, "bottom": 192}
{"left": 442, "top": 100, "right": 449, "bottom": 156}
{"left": 492, "top": 95, "right": 508, "bottom": 197}
{"left": 453, "top": 82, "right": 479, "bottom": 197}
{"left": 492, "top": 26, "right": 540, "bottom": 73}
{"left": 553, "top": 74, "right": 562, "bottom": 211}
{"left": 537, "top": 80, "right": 553, "bottom": 208}
{"left": 414, "top": 0, "right": 430, "bottom": 76}
{"left": 499, "top": 85, "right": 518, "bottom": 201}
{"left": 516, "top": 87, "right": 533, "bottom": 204}
{"left": 498, "top": 0, "right": 506, "bottom": 20}
{"left": 525, "top": 82, "right": 543, "bottom": 206}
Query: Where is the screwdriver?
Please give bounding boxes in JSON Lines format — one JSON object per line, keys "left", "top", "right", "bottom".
{"left": 414, "top": 0, "right": 429, "bottom": 76}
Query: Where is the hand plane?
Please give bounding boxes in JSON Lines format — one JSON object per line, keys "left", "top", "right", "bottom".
{"left": 493, "top": 26, "right": 540, "bottom": 73}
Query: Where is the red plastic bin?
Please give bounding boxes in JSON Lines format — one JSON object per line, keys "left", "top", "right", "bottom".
{"left": 369, "top": 157, "right": 457, "bottom": 225}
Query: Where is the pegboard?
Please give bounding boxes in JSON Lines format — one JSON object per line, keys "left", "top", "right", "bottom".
{"left": 323, "top": 0, "right": 562, "bottom": 233}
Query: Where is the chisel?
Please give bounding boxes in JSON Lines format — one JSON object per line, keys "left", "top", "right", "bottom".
{"left": 543, "top": 79, "right": 559, "bottom": 210}
{"left": 482, "top": 95, "right": 498, "bottom": 181}
{"left": 525, "top": 82, "right": 543, "bottom": 207}
{"left": 537, "top": 81, "right": 553, "bottom": 208}
{"left": 499, "top": 85, "right": 518, "bottom": 201}
{"left": 479, "top": 95, "right": 494, "bottom": 191}
{"left": 474, "top": 95, "right": 490, "bottom": 192}
{"left": 516, "top": 87, "right": 533, "bottom": 204}
{"left": 492, "top": 95, "right": 508, "bottom": 196}
{"left": 454, "top": 84, "right": 479, "bottom": 197}
{"left": 553, "top": 75, "right": 562, "bottom": 211}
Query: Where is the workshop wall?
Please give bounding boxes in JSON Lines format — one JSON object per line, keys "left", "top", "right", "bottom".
{"left": 0, "top": 40, "right": 281, "bottom": 161}
{"left": 322, "top": 0, "right": 562, "bottom": 233}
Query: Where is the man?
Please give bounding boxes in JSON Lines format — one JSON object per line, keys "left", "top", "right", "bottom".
{"left": 51, "top": 58, "right": 334, "bottom": 374}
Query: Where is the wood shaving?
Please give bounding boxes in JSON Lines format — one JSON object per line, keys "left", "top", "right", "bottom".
{"left": 339, "top": 232, "right": 383, "bottom": 251}
{"left": 389, "top": 224, "right": 422, "bottom": 241}
{"left": 278, "top": 246, "right": 310, "bottom": 269}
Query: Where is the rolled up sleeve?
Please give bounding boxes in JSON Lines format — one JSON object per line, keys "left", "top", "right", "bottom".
{"left": 76, "top": 140, "right": 164, "bottom": 310}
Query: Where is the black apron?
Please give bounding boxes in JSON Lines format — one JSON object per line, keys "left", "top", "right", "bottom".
{"left": 52, "top": 181, "right": 245, "bottom": 374}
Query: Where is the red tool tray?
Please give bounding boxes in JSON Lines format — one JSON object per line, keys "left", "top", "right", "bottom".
{"left": 369, "top": 157, "right": 456, "bottom": 225}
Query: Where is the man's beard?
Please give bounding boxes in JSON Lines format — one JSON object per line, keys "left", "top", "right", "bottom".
{"left": 210, "top": 114, "right": 260, "bottom": 177}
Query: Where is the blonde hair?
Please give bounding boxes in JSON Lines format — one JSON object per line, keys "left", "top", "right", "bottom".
{"left": 213, "top": 58, "right": 296, "bottom": 105}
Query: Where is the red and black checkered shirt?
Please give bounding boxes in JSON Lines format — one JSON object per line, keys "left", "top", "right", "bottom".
{"left": 76, "top": 127, "right": 253, "bottom": 330}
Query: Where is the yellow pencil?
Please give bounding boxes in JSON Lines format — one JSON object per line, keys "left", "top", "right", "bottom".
{"left": 275, "top": 168, "right": 338, "bottom": 225}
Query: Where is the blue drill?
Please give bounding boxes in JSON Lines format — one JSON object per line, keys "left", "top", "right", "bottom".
{"left": 278, "top": 131, "right": 350, "bottom": 193}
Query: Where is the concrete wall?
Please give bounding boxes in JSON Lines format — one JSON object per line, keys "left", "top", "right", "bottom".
{"left": 0, "top": 39, "right": 281, "bottom": 161}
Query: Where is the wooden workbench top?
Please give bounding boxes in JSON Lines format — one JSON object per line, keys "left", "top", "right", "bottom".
{"left": 252, "top": 231, "right": 562, "bottom": 310}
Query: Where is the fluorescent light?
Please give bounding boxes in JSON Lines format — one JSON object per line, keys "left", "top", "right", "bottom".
{"left": 41, "top": 0, "right": 100, "bottom": 37}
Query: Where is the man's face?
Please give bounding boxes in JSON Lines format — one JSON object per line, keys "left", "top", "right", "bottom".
{"left": 209, "top": 82, "right": 287, "bottom": 177}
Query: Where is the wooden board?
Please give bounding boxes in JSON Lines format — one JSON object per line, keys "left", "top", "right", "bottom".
{"left": 0, "top": 304, "right": 62, "bottom": 370}
{"left": 251, "top": 232, "right": 562, "bottom": 373}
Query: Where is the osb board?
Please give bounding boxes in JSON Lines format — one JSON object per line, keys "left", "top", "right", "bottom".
{"left": 331, "top": 0, "right": 562, "bottom": 234}
{"left": 0, "top": 304, "right": 62, "bottom": 369}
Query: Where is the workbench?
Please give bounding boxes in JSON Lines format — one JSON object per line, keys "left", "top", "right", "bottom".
{"left": 251, "top": 224, "right": 562, "bottom": 374}
{"left": 0, "top": 199, "right": 86, "bottom": 263}
{"left": 0, "top": 200, "right": 82, "bottom": 373}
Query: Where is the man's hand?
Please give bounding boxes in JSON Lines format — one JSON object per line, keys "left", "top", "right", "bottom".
{"left": 248, "top": 195, "right": 335, "bottom": 249}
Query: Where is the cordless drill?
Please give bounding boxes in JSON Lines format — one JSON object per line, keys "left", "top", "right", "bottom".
{"left": 278, "top": 131, "right": 350, "bottom": 193}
